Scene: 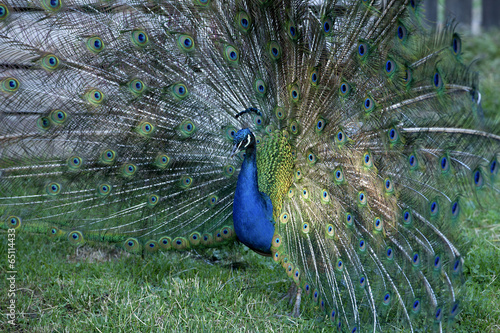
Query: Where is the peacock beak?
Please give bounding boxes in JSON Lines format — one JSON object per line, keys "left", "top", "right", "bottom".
{"left": 230, "top": 141, "right": 244, "bottom": 158}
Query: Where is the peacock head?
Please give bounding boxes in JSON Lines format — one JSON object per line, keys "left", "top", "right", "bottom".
{"left": 231, "top": 128, "right": 255, "bottom": 157}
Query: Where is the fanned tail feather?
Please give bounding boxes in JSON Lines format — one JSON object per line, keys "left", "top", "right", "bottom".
{"left": 0, "top": 0, "right": 498, "bottom": 331}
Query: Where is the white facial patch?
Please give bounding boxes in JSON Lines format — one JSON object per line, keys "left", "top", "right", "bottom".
{"left": 244, "top": 134, "right": 251, "bottom": 148}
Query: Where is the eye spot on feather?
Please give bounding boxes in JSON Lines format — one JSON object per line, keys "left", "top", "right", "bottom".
{"left": 290, "top": 85, "right": 300, "bottom": 102}
{"left": 435, "top": 308, "right": 443, "bottom": 322}
{"left": 385, "top": 246, "right": 394, "bottom": 261}
{"left": 397, "top": 25, "right": 407, "bottom": 41}
{"left": 302, "top": 188, "right": 309, "bottom": 200}
{"left": 334, "top": 167, "right": 345, "bottom": 184}
{"left": 451, "top": 200, "right": 460, "bottom": 218}
{"left": 315, "top": 117, "right": 325, "bottom": 132}
{"left": 97, "top": 183, "right": 111, "bottom": 196}
{"left": 49, "top": 109, "right": 67, "bottom": 125}
{"left": 131, "top": 30, "right": 149, "bottom": 48}
{"left": 336, "top": 130, "right": 344, "bottom": 143}
{"left": 0, "top": 4, "right": 9, "bottom": 20}
{"left": 5, "top": 216, "right": 21, "bottom": 229}
{"left": 363, "top": 152, "right": 373, "bottom": 167}
{"left": 1, "top": 77, "right": 20, "bottom": 93}
{"left": 302, "top": 222, "right": 310, "bottom": 234}
{"left": 402, "top": 209, "right": 412, "bottom": 225}
{"left": 412, "top": 252, "right": 420, "bottom": 266}
{"left": 122, "top": 163, "right": 137, "bottom": 177}
{"left": 159, "top": 236, "right": 172, "bottom": 250}
{"left": 147, "top": 194, "right": 159, "bottom": 207}
{"left": 383, "top": 292, "right": 391, "bottom": 305}
{"left": 358, "top": 43, "right": 367, "bottom": 57}
{"left": 155, "top": 153, "right": 170, "bottom": 169}
{"left": 359, "top": 276, "right": 366, "bottom": 288}
{"left": 409, "top": 154, "right": 417, "bottom": 168}
{"left": 41, "top": 0, "right": 62, "bottom": 12}
{"left": 180, "top": 175, "right": 193, "bottom": 188}
{"left": 326, "top": 224, "right": 334, "bottom": 238}
{"left": 224, "top": 45, "right": 239, "bottom": 65}
{"left": 68, "top": 156, "right": 83, "bottom": 170}
{"left": 323, "top": 19, "right": 331, "bottom": 34}
{"left": 433, "top": 255, "right": 442, "bottom": 270}
{"left": 293, "top": 268, "right": 300, "bottom": 282}
{"left": 388, "top": 128, "right": 398, "bottom": 142}
{"left": 452, "top": 33, "right": 461, "bottom": 55}
{"left": 178, "top": 34, "right": 195, "bottom": 52}
{"left": 129, "top": 79, "right": 146, "bottom": 95}
{"left": 85, "top": 88, "right": 105, "bottom": 105}
{"left": 490, "top": 159, "right": 498, "bottom": 175}
{"left": 253, "top": 114, "right": 263, "bottom": 128}
{"left": 339, "top": 81, "right": 352, "bottom": 96}
{"left": 124, "top": 238, "right": 141, "bottom": 253}
{"left": 37, "top": 116, "right": 52, "bottom": 131}
{"left": 46, "top": 182, "right": 61, "bottom": 196}
{"left": 321, "top": 189, "right": 330, "bottom": 204}
{"left": 451, "top": 302, "right": 460, "bottom": 317}
{"left": 254, "top": 79, "right": 266, "bottom": 96}
{"left": 311, "top": 70, "right": 318, "bottom": 85}
{"left": 359, "top": 239, "right": 366, "bottom": 252}
{"left": 430, "top": 201, "right": 439, "bottom": 216}
{"left": 412, "top": 299, "right": 421, "bottom": 314}
{"left": 345, "top": 212, "right": 353, "bottom": 227}
{"left": 179, "top": 119, "right": 196, "bottom": 137}
{"left": 268, "top": 41, "right": 281, "bottom": 60}
{"left": 237, "top": 11, "right": 251, "bottom": 33}
{"left": 384, "top": 177, "right": 394, "bottom": 193}
{"left": 363, "top": 96, "right": 375, "bottom": 113}
{"left": 86, "top": 36, "right": 105, "bottom": 54}
{"left": 272, "top": 234, "right": 282, "bottom": 248}
{"left": 42, "top": 54, "right": 60, "bottom": 71}
{"left": 289, "top": 25, "right": 296, "bottom": 38}
{"left": 290, "top": 120, "right": 299, "bottom": 135}
{"left": 358, "top": 191, "right": 367, "bottom": 205}
{"left": 473, "top": 169, "right": 484, "bottom": 188}
{"left": 275, "top": 106, "right": 285, "bottom": 119}
{"left": 385, "top": 59, "right": 396, "bottom": 75}
{"left": 144, "top": 240, "right": 159, "bottom": 252}
{"left": 433, "top": 71, "right": 443, "bottom": 89}
{"left": 306, "top": 151, "right": 317, "bottom": 165}
{"left": 440, "top": 156, "right": 449, "bottom": 172}
{"left": 68, "top": 231, "right": 84, "bottom": 245}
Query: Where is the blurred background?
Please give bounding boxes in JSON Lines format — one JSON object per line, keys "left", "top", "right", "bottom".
{"left": 424, "top": 0, "right": 499, "bottom": 33}
{"left": 437, "top": 0, "right": 500, "bottom": 128}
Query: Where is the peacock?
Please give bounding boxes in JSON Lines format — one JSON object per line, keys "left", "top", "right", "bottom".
{"left": 0, "top": 0, "right": 499, "bottom": 330}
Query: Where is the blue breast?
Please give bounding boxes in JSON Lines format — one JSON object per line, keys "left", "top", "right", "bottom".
{"left": 233, "top": 148, "right": 275, "bottom": 254}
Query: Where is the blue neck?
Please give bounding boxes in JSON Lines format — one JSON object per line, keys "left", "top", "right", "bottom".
{"left": 233, "top": 146, "right": 275, "bottom": 254}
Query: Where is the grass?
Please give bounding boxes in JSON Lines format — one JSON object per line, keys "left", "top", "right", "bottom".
{"left": 1, "top": 27, "right": 499, "bottom": 333}
{"left": 1, "top": 207, "right": 499, "bottom": 332}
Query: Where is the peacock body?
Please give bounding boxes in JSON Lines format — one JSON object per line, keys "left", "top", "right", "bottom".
{"left": 0, "top": 0, "right": 499, "bottom": 331}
